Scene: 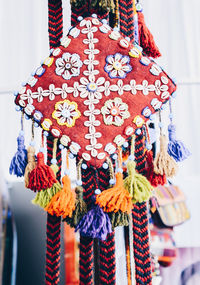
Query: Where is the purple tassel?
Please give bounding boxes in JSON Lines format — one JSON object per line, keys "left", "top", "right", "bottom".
{"left": 168, "top": 124, "right": 191, "bottom": 162}
{"left": 75, "top": 202, "right": 112, "bottom": 241}
{"left": 9, "top": 131, "right": 28, "bottom": 177}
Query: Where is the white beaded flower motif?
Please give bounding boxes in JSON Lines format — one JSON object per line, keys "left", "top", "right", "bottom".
{"left": 104, "top": 53, "right": 132, "bottom": 79}
{"left": 101, "top": 97, "right": 130, "bottom": 126}
{"left": 55, "top": 53, "right": 83, "bottom": 80}
{"left": 52, "top": 100, "right": 81, "bottom": 127}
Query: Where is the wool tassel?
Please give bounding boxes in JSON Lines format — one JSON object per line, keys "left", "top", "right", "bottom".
{"left": 28, "top": 152, "right": 57, "bottom": 191}
{"left": 24, "top": 146, "right": 36, "bottom": 188}
{"left": 96, "top": 172, "right": 132, "bottom": 214}
{"left": 124, "top": 160, "right": 152, "bottom": 203}
{"left": 64, "top": 186, "right": 87, "bottom": 227}
{"left": 145, "top": 151, "right": 167, "bottom": 187}
{"left": 9, "top": 131, "right": 28, "bottom": 177}
{"left": 45, "top": 174, "right": 76, "bottom": 218}
{"left": 32, "top": 165, "right": 62, "bottom": 208}
{"left": 137, "top": 5, "right": 161, "bottom": 58}
{"left": 75, "top": 197, "right": 112, "bottom": 240}
{"left": 108, "top": 210, "right": 129, "bottom": 228}
{"left": 154, "top": 135, "right": 178, "bottom": 177}
{"left": 168, "top": 124, "right": 191, "bottom": 162}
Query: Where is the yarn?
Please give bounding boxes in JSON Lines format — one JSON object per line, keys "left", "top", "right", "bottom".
{"left": 70, "top": 0, "right": 115, "bottom": 11}
{"left": 45, "top": 174, "right": 76, "bottom": 218}
{"left": 64, "top": 186, "right": 87, "bottom": 227}
{"left": 137, "top": 11, "right": 161, "bottom": 58}
{"left": 9, "top": 133, "right": 28, "bottom": 177}
{"left": 28, "top": 152, "right": 57, "bottom": 191}
{"left": 108, "top": 210, "right": 129, "bottom": 228}
{"left": 124, "top": 160, "right": 152, "bottom": 203}
{"left": 168, "top": 124, "right": 191, "bottom": 162}
{"left": 24, "top": 146, "right": 36, "bottom": 188}
{"left": 75, "top": 201, "right": 112, "bottom": 240}
{"left": 96, "top": 172, "right": 132, "bottom": 214}
{"left": 154, "top": 135, "right": 178, "bottom": 177}
{"left": 145, "top": 151, "right": 167, "bottom": 187}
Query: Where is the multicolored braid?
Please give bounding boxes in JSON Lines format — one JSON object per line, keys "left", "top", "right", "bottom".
{"left": 48, "top": 0, "right": 63, "bottom": 49}
{"left": 132, "top": 131, "right": 152, "bottom": 284}
{"left": 118, "top": 0, "right": 134, "bottom": 41}
{"left": 45, "top": 136, "right": 61, "bottom": 285}
{"left": 98, "top": 167, "right": 116, "bottom": 285}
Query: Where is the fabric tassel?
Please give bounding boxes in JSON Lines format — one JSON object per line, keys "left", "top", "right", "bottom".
{"left": 9, "top": 132, "right": 28, "bottom": 177}
{"left": 24, "top": 146, "right": 36, "bottom": 188}
{"left": 124, "top": 160, "right": 152, "bottom": 203}
{"left": 96, "top": 172, "right": 132, "bottom": 214}
{"left": 28, "top": 152, "right": 57, "bottom": 191}
{"left": 137, "top": 10, "right": 161, "bottom": 58}
{"left": 45, "top": 174, "right": 76, "bottom": 218}
{"left": 75, "top": 200, "right": 112, "bottom": 240}
{"left": 154, "top": 135, "right": 178, "bottom": 177}
{"left": 145, "top": 151, "right": 167, "bottom": 187}
{"left": 32, "top": 165, "right": 61, "bottom": 208}
{"left": 108, "top": 210, "right": 129, "bottom": 228}
{"left": 168, "top": 124, "right": 191, "bottom": 162}
{"left": 64, "top": 186, "right": 87, "bottom": 227}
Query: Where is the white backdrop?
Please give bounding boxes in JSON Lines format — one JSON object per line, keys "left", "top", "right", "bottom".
{"left": 0, "top": 0, "right": 200, "bottom": 249}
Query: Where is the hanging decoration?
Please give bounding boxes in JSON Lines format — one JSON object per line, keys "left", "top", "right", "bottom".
{"left": 9, "top": 0, "right": 188, "bottom": 284}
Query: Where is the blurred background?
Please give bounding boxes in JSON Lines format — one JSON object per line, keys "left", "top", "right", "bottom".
{"left": 0, "top": 0, "right": 200, "bottom": 284}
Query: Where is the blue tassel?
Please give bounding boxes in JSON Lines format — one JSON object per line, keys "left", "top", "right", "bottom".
{"left": 75, "top": 200, "right": 112, "bottom": 240}
{"left": 168, "top": 124, "right": 191, "bottom": 162}
{"left": 9, "top": 131, "right": 28, "bottom": 177}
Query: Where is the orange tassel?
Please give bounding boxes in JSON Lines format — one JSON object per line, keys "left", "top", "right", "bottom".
{"left": 45, "top": 175, "right": 75, "bottom": 218}
{"left": 96, "top": 172, "right": 132, "bottom": 214}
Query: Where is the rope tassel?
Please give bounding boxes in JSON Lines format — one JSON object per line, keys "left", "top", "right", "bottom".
{"left": 24, "top": 146, "right": 36, "bottom": 187}
{"left": 9, "top": 131, "right": 28, "bottom": 177}
{"left": 45, "top": 174, "right": 76, "bottom": 218}
{"left": 124, "top": 160, "right": 152, "bottom": 203}
{"left": 154, "top": 135, "right": 178, "bottom": 177}
{"left": 96, "top": 172, "right": 133, "bottom": 214}
{"left": 145, "top": 150, "right": 167, "bottom": 187}
{"left": 168, "top": 124, "right": 191, "bottom": 162}
{"left": 137, "top": 5, "right": 161, "bottom": 58}
{"left": 28, "top": 152, "right": 57, "bottom": 191}
{"left": 75, "top": 200, "right": 112, "bottom": 240}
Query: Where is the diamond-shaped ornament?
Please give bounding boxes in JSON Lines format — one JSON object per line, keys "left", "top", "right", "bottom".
{"left": 15, "top": 17, "right": 176, "bottom": 167}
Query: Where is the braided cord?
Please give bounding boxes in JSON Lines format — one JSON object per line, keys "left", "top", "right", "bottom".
{"left": 133, "top": 131, "right": 152, "bottom": 284}
{"left": 79, "top": 165, "right": 95, "bottom": 285}
{"left": 98, "top": 167, "right": 116, "bottom": 285}
{"left": 48, "top": 0, "right": 63, "bottom": 49}
{"left": 45, "top": 137, "right": 61, "bottom": 285}
{"left": 118, "top": 0, "right": 134, "bottom": 41}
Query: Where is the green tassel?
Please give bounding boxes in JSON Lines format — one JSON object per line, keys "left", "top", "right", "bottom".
{"left": 109, "top": 210, "right": 130, "bottom": 229}
{"left": 124, "top": 160, "right": 152, "bottom": 203}
{"left": 64, "top": 186, "right": 87, "bottom": 228}
{"left": 32, "top": 181, "right": 62, "bottom": 208}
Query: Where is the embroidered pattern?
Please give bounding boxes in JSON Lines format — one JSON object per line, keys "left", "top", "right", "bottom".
{"left": 101, "top": 97, "right": 130, "bottom": 126}
{"left": 55, "top": 53, "right": 83, "bottom": 80}
{"left": 104, "top": 53, "right": 132, "bottom": 79}
{"left": 52, "top": 100, "right": 81, "bottom": 127}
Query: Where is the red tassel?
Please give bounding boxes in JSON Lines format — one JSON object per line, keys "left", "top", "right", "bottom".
{"left": 28, "top": 152, "right": 57, "bottom": 192}
{"left": 138, "top": 11, "right": 161, "bottom": 58}
{"left": 145, "top": 151, "right": 166, "bottom": 187}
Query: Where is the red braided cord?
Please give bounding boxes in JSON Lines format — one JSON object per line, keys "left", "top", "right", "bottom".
{"left": 98, "top": 167, "right": 116, "bottom": 285}
{"left": 45, "top": 137, "right": 61, "bottom": 285}
{"left": 132, "top": 131, "right": 152, "bottom": 285}
{"left": 48, "top": 0, "right": 63, "bottom": 49}
{"left": 118, "top": 0, "right": 134, "bottom": 41}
